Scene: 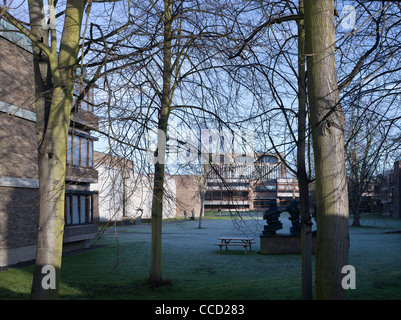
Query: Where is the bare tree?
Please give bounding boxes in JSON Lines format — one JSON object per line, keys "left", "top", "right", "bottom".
{"left": 82, "top": 0, "right": 240, "bottom": 286}
{"left": 1, "top": 0, "right": 89, "bottom": 299}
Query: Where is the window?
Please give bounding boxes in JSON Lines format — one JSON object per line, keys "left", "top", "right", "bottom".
{"left": 258, "top": 155, "right": 278, "bottom": 164}
{"left": 89, "top": 140, "right": 93, "bottom": 166}
{"left": 254, "top": 185, "right": 276, "bottom": 192}
{"left": 80, "top": 196, "right": 87, "bottom": 223}
{"left": 66, "top": 196, "right": 72, "bottom": 225}
{"left": 67, "top": 133, "right": 94, "bottom": 168}
{"left": 73, "top": 135, "right": 80, "bottom": 166}
{"left": 72, "top": 195, "right": 79, "bottom": 223}
{"left": 80, "top": 137, "right": 87, "bottom": 167}
{"left": 65, "top": 193, "right": 93, "bottom": 225}
{"left": 67, "top": 135, "right": 72, "bottom": 164}
{"left": 253, "top": 200, "right": 270, "bottom": 208}
{"left": 212, "top": 191, "right": 222, "bottom": 200}
{"left": 222, "top": 191, "right": 231, "bottom": 199}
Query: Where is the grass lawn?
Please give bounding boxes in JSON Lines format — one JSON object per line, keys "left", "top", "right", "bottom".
{"left": 0, "top": 213, "right": 400, "bottom": 300}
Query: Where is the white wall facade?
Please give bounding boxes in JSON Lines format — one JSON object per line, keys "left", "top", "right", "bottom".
{"left": 91, "top": 165, "right": 177, "bottom": 222}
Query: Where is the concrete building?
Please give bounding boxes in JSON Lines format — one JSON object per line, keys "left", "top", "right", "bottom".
{"left": 344, "top": 160, "right": 401, "bottom": 217}
{"left": 92, "top": 151, "right": 207, "bottom": 223}
{"left": 204, "top": 152, "right": 299, "bottom": 211}
{"left": 0, "top": 17, "right": 99, "bottom": 266}
{"left": 92, "top": 151, "right": 178, "bottom": 222}
{"left": 373, "top": 160, "right": 401, "bottom": 217}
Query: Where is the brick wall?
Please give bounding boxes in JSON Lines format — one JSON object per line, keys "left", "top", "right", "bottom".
{"left": 0, "top": 187, "right": 39, "bottom": 250}
{"left": 172, "top": 175, "right": 202, "bottom": 217}
{"left": 0, "top": 32, "right": 99, "bottom": 266}
{"left": 0, "top": 37, "right": 35, "bottom": 112}
{"left": 0, "top": 115, "right": 38, "bottom": 179}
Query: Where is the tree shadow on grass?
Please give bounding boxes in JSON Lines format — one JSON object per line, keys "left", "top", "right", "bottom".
{"left": 0, "top": 287, "right": 30, "bottom": 300}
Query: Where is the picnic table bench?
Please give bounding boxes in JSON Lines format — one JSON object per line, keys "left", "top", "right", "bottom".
{"left": 215, "top": 237, "right": 255, "bottom": 255}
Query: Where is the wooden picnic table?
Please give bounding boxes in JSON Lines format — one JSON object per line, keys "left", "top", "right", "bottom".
{"left": 215, "top": 237, "right": 255, "bottom": 255}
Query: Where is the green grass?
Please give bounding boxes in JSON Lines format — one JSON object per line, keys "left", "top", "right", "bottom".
{"left": 0, "top": 214, "right": 400, "bottom": 300}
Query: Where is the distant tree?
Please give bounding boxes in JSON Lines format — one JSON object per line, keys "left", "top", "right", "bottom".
{"left": 296, "top": 0, "right": 313, "bottom": 300}
{"left": 345, "top": 91, "right": 401, "bottom": 225}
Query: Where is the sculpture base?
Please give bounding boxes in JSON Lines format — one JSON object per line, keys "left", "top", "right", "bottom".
{"left": 260, "top": 233, "right": 316, "bottom": 254}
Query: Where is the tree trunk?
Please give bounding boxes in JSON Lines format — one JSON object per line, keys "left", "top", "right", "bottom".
{"left": 351, "top": 211, "right": 361, "bottom": 226}
{"left": 31, "top": 89, "right": 70, "bottom": 300}
{"left": 29, "top": 0, "right": 85, "bottom": 299}
{"left": 297, "top": 0, "right": 313, "bottom": 300}
{"left": 305, "top": 0, "right": 350, "bottom": 300}
{"left": 149, "top": 0, "right": 172, "bottom": 285}
{"left": 198, "top": 193, "right": 204, "bottom": 229}
{"left": 351, "top": 198, "right": 361, "bottom": 226}
{"left": 150, "top": 160, "right": 166, "bottom": 285}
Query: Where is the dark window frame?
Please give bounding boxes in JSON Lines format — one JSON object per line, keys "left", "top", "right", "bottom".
{"left": 65, "top": 192, "right": 94, "bottom": 226}
{"left": 67, "top": 133, "right": 94, "bottom": 168}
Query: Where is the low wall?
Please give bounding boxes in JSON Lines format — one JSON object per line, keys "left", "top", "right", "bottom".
{"left": 260, "top": 234, "right": 316, "bottom": 254}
